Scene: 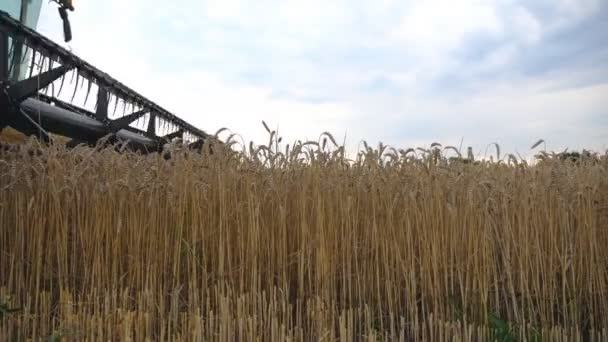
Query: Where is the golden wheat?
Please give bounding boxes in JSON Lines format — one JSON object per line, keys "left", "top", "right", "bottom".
{"left": 0, "top": 137, "right": 607, "bottom": 341}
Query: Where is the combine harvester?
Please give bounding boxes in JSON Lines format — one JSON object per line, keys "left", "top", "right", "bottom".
{"left": 0, "top": 0, "right": 210, "bottom": 152}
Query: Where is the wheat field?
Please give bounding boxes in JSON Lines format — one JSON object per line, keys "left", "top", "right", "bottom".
{"left": 0, "top": 134, "right": 607, "bottom": 341}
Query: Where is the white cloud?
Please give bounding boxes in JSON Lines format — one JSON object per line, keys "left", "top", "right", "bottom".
{"left": 390, "top": 0, "right": 503, "bottom": 54}
{"left": 511, "top": 6, "right": 543, "bottom": 44}
{"left": 204, "top": 0, "right": 243, "bottom": 20}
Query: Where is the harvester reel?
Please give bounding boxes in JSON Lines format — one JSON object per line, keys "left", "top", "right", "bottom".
{"left": 0, "top": 10, "right": 210, "bottom": 153}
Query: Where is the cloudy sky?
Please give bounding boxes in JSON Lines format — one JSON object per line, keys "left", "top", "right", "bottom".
{"left": 36, "top": 0, "right": 608, "bottom": 157}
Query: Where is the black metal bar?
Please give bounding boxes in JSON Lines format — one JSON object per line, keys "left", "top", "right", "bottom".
{"left": 96, "top": 86, "right": 108, "bottom": 121}
{"left": 108, "top": 109, "right": 147, "bottom": 133}
{"left": 0, "top": 29, "right": 7, "bottom": 81}
{"left": 7, "top": 65, "right": 70, "bottom": 102}
{"left": 147, "top": 112, "right": 156, "bottom": 136}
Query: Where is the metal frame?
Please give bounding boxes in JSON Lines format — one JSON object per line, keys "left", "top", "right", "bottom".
{"left": 0, "top": 10, "right": 209, "bottom": 152}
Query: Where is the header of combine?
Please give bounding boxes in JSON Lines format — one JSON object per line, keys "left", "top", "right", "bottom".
{"left": 0, "top": 9, "right": 210, "bottom": 153}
